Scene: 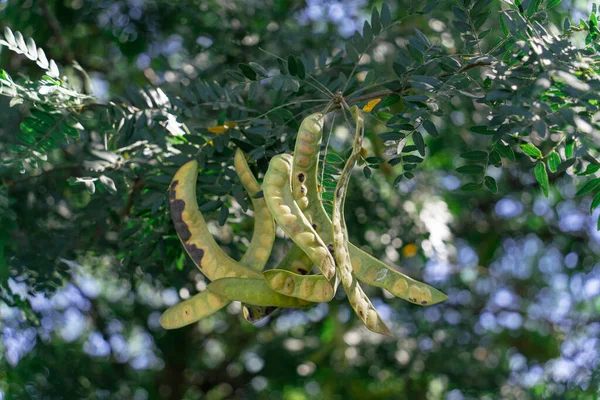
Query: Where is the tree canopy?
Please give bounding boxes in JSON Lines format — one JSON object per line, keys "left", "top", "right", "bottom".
{"left": 1, "top": 0, "right": 599, "bottom": 399}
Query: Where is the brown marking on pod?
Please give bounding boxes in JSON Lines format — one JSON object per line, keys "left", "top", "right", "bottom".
{"left": 312, "top": 224, "right": 317, "bottom": 230}
{"left": 169, "top": 180, "right": 192, "bottom": 242}
{"left": 184, "top": 243, "right": 204, "bottom": 268}
{"left": 337, "top": 187, "right": 342, "bottom": 198}
{"left": 284, "top": 276, "right": 295, "bottom": 294}
{"left": 297, "top": 268, "right": 308, "bottom": 275}
{"left": 298, "top": 173, "right": 305, "bottom": 182}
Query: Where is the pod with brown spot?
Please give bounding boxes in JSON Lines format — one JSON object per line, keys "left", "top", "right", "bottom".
{"left": 331, "top": 106, "right": 391, "bottom": 336}
{"left": 289, "top": 114, "right": 447, "bottom": 306}
{"left": 263, "top": 154, "right": 336, "bottom": 281}
{"left": 163, "top": 160, "right": 275, "bottom": 328}
{"left": 159, "top": 290, "right": 229, "bottom": 329}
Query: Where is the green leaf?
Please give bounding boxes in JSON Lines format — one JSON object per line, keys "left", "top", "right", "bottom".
{"left": 378, "top": 131, "right": 404, "bottom": 140}
{"left": 500, "top": 15, "right": 509, "bottom": 36}
{"left": 403, "top": 155, "right": 423, "bottom": 163}
{"left": 381, "top": 94, "right": 400, "bottom": 108}
{"left": 565, "top": 140, "right": 574, "bottom": 158}
{"left": 591, "top": 192, "right": 600, "bottom": 212}
{"left": 526, "top": 0, "right": 542, "bottom": 17}
{"left": 578, "top": 164, "right": 600, "bottom": 176}
{"left": 249, "top": 62, "right": 268, "bottom": 78}
{"left": 287, "top": 55, "right": 297, "bottom": 76}
{"left": 460, "top": 151, "right": 488, "bottom": 161}
{"left": 363, "top": 166, "right": 372, "bottom": 179}
{"left": 406, "top": 44, "right": 423, "bottom": 62}
{"left": 413, "top": 131, "right": 425, "bottom": 156}
{"left": 362, "top": 21, "right": 373, "bottom": 43}
{"left": 371, "top": 7, "right": 381, "bottom": 35}
{"left": 325, "top": 153, "right": 344, "bottom": 164}
{"left": 346, "top": 43, "right": 360, "bottom": 62}
{"left": 456, "top": 165, "right": 484, "bottom": 174}
{"left": 470, "top": 126, "right": 495, "bottom": 135}
{"left": 534, "top": 162, "right": 549, "bottom": 197}
{"left": 393, "top": 174, "right": 403, "bottom": 186}
{"left": 422, "top": 120, "right": 439, "bottom": 137}
{"left": 548, "top": 152, "right": 561, "bottom": 173}
{"left": 575, "top": 178, "right": 600, "bottom": 197}
{"left": 546, "top": 0, "right": 562, "bottom": 10}
{"left": 99, "top": 175, "right": 117, "bottom": 194}
{"left": 381, "top": 3, "right": 391, "bottom": 27}
{"left": 365, "top": 156, "right": 385, "bottom": 164}
{"left": 461, "top": 182, "right": 483, "bottom": 191}
{"left": 489, "top": 150, "right": 502, "bottom": 166}
{"left": 557, "top": 158, "right": 577, "bottom": 173}
{"left": 484, "top": 176, "right": 498, "bottom": 194}
{"left": 519, "top": 143, "right": 542, "bottom": 159}
{"left": 295, "top": 57, "right": 306, "bottom": 80}
{"left": 218, "top": 205, "right": 229, "bottom": 226}
{"left": 238, "top": 63, "right": 257, "bottom": 80}
{"left": 496, "top": 145, "right": 515, "bottom": 161}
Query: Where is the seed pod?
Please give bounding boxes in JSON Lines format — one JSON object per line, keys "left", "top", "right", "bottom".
{"left": 234, "top": 149, "right": 276, "bottom": 272}
{"left": 332, "top": 106, "right": 391, "bottom": 336}
{"left": 263, "top": 154, "right": 336, "bottom": 281}
{"left": 169, "top": 160, "right": 262, "bottom": 280}
{"left": 160, "top": 290, "right": 229, "bottom": 330}
{"left": 350, "top": 248, "right": 448, "bottom": 306}
{"left": 165, "top": 160, "right": 274, "bottom": 327}
{"left": 263, "top": 269, "right": 334, "bottom": 302}
{"left": 208, "top": 278, "right": 314, "bottom": 308}
{"left": 290, "top": 114, "right": 447, "bottom": 306}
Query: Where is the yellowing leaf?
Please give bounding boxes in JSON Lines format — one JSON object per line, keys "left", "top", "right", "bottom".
{"left": 224, "top": 121, "right": 238, "bottom": 128}
{"left": 208, "top": 125, "right": 227, "bottom": 134}
{"left": 360, "top": 147, "right": 368, "bottom": 158}
{"left": 403, "top": 243, "right": 418, "bottom": 258}
{"left": 362, "top": 98, "right": 381, "bottom": 112}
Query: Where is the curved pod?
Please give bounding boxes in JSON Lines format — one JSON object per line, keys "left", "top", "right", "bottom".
{"left": 208, "top": 278, "right": 314, "bottom": 308}
{"left": 159, "top": 290, "right": 229, "bottom": 329}
{"left": 163, "top": 160, "right": 285, "bottom": 329}
{"left": 290, "top": 113, "right": 447, "bottom": 306}
{"left": 234, "top": 149, "right": 275, "bottom": 272}
{"left": 332, "top": 106, "right": 390, "bottom": 336}
{"left": 263, "top": 154, "right": 336, "bottom": 281}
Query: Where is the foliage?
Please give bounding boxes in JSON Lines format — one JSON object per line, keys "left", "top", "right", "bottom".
{"left": 0, "top": 0, "right": 599, "bottom": 399}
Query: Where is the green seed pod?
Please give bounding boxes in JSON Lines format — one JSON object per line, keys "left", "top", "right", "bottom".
{"left": 332, "top": 106, "right": 391, "bottom": 336}
{"left": 208, "top": 278, "right": 315, "bottom": 308}
{"left": 159, "top": 290, "right": 229, "bottom": 330}
{"left": 234, "top": 149, "right": 275, "bottom": 272}
{"left": 263, "top": 154, "right": 336, "bottom": 281}
{"left": 263, "top": 269, "right": 334, "bottom": 302}
{"left": 290, "top": 114, "right": 447, "bottom": 306}
{"left": 164, "top": 160, "right": 274, "bottom": 328}
{"left": 169, "top": 160, "right": 262, "bottom": 280}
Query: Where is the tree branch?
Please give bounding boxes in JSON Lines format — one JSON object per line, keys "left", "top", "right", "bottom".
{"left": 39, "top": 0, "right": 74, "bottom": 64}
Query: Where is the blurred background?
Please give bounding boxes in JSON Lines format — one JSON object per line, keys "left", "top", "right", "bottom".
{"left": 0, "top": 0, "right": 599, "bottom": 399}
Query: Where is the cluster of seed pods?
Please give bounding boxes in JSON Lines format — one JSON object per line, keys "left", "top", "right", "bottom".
{"left": 161, "top": 108, "right": 448, "bottom": 336}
